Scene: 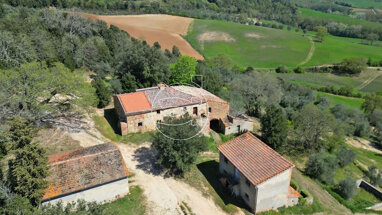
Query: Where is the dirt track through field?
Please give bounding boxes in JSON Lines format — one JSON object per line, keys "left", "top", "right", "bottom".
{"left": 358, "top": 70, "right": 382, "bottom": 90}
{"left": 82, "top": 13, "right": 204, "bottom": 60}
{"left": 299, "top": 36, "right": 315, "bottom": 66}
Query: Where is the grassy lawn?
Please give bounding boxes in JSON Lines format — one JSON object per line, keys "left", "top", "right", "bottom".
{"left": 92, "top": 108, "right": 154, "bottom": 145}
{"left": 315, "top": 91, "right": 364, "bottom": 110}
{"left": 186, "top": 19, "right": 382, "bottom": 69}
{"left": 106, "top": 185, "right": 147, "bottom": 215}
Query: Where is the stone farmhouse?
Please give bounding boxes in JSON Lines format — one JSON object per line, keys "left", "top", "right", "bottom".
{"left": 218, "top": 132, "right": 300, "bottom": 213}
{"left": 42, "top": 143, "right": 129, "bottom": 205}
{"left": 113, "top": 84, "right": 253, "bottom": 135}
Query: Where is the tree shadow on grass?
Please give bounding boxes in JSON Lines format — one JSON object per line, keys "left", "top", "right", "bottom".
{"left": 197, "top": 160, "right": 250, "bottom": 211}
{"left": 104, "top": 108, "right": 120, "bottom": 134}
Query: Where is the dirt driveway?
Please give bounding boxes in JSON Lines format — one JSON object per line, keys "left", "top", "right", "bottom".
{"left": 117, "top": 143, "right": 227, "bottom": 215}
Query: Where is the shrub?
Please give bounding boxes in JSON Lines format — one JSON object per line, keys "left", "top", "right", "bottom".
{"left": 336, "top": 146, "right": 356, "bottom": 167}
{"left": 276, "top": 65, "right": 289, "bottom": 73}
{"left": 305, "top": 152, "right": 338, "bottom": 184}
{"left": 336, "top": 57, "right": 367, "bottom": 75}
{"left": 335, "top": 177, "right": 357, "bottom": 200}
{"left": 290, "top": 179, "right": 299, "bottom": 191}
{"left": 293, "top": 66, "right": 304, "bottom": 73}
{"left": 300, "top": 190, "right": 310, "bottom": 198}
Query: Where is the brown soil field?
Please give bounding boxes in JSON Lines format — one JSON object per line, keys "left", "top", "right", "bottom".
{"left": 81, "top": 13, "right": 204, "bottom": 60}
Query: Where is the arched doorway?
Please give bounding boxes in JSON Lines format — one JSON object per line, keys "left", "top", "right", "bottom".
{"left": 210, "top": 119, "right": 222, "bottom": 133}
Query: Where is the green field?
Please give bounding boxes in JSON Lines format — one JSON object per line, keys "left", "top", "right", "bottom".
{"left": 273, "top": 69, "right": 382, "bottom": 92}
{"left": 315, "top": 91, "right": 364, "bottom": 109}
{"left": 300, "top": 8, "right": 382, "bottom": 30}
{"left": 186, "top": 19, "right": 382, "bottom": 69}
{"left": 186, "top": 19, "right": 311, "bottom": 68}
{"left": 341, "top": 0, "right": 382, "bottom": 9}
{"left": 361, "top": 74, "right": 382, "bottom": 93}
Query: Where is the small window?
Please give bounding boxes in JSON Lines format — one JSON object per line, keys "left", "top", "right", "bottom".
{"left": 245, "top": 179, "right": 251, "bottom": 187}
{"left": 244, "top": 193, "right": 249, "bottom": 201}
{"left": 157, "top": 110, "right": 161, "bottom": 114}
{"left": 208, "top": 107, "right": 212, "bottom": 113}
{"left": 138, "top": 122, "right": 143, "bottom": 127}
{"left": 193, "top": 107, "right": 198, "bottom": 115}
{"left": 224, "top": 156, "right": 228, "bottom": 164}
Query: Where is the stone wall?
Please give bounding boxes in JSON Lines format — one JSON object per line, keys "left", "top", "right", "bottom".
{"left": 224, "top": 116, "right": 254, "bottom": 135}
{"left": 208, "top": 100, "right": 230, "bottom": 120}
{"left": 124, "top": 103, "right": 208, "bottom": 134}
{"left": 42, "top": 178, "right": 129, "bottom": 206}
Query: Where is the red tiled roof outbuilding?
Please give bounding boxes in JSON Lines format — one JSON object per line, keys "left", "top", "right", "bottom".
{"left": 218, "top": 132, "right": 293, "bottom": 186}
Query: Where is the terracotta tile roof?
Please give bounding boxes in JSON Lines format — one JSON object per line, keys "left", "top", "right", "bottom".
{"left": 117, "top": 92, "right": 152, "bottom": 114}
{"left": 173, "top": 86, "right": 228, "bottom": 103}
{"left": 42, "top": 143, "right": 128, "bottom": 201}
{"left": 218, "top": 132, "right": 293, "bottom": 185}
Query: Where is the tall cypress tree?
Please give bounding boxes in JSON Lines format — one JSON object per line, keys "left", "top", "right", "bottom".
{"left": 6, "top": 117, "right": 49, "bottom": 206}
{"left": 261, "top": 105, "right": 288, "bottom": 150}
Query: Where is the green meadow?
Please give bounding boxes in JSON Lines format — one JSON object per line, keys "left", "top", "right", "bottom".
{"left": 272, "top": 69, "right": 381, "bottom": 92}
{"left": 315, "top": 91, "right": 364, "bottom": 109}
{"left": 300, "top": 8, "right": 382, "bottom": 30}
{"left": 340, "top": 0, "right": 382, "bottom": 9}
{"left": 186, "top": 19, "right": 311, "bottom": 68}
{"left": 186, "top": 19, "right": 382, "bottom": 69}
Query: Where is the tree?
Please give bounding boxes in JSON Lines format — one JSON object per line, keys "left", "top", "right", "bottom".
{"left": 367, "top": 166, "right": 382, "bottom": 186}
{"left": 8, "top": 143, "right": 49, "bottom": 206}
{"left": 152, "top": 114, "right": 207, "bottom": 175}
{"left": 230, "top": 72, "right": 283, "bottom": 116}
{"left": 4, "top": 117, "right": 36, "bottom": 150}
{"left": 153, "top": 41, "right": 161, "bottom": 49}
{"left": 336, "top": 146, "right": 356, "bottom": 167}
{"left": 121, "top": 73, "right": 138, "bottom": 93}
{"left": 366, "top": 33, "right": 379, "bottom": 45}
{"left": 305, "top": 152, "right": 338, "bottom": 184}
{"left": 362, "top": 93, "right": 382, "bottom": 114}
{"left": 92, "top": 78, "right": 112, "bottom": 108}
{"left": 170, "top": 56, "right": 198, "bottom": 84}
{"left": 292, "top": 105, "right": 337, "bottom": 151}
{"left": 0, "top": 62, "right": 97, "bottom": 122}
{"left": 335, "top": 177, "right": 357, "bottom": 200}
{"left": 172, "top": 45, "right": 181, "bottom": 58}
{"left": 261, "top": 105, "right": 288, "bottom": 150}
{"left": 313, "top": 26, "right": 328, "bottom": 42}
{"left": 337, "top": 57, "right": 367, "bottom": 75}
{"left": 375, "top": 123, "right": 382, "bottom": 148}
{"left": 6, "top": 118, "right": 49, "bottom": 206}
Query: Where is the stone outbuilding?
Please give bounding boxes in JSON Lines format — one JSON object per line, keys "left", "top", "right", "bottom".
{"left": 114, "top": 84, "right": 253, "bottom": 135}
{"left": 42, "top": 143, "right": 129, "bottom": 205}
{"left": 217, "top": 132, "right": 300, "bottom": 213}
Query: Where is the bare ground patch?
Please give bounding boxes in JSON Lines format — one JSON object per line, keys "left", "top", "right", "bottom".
{"left": 347, "top": 137, "right": 382, "bottom": 154}
{"left": 198, "top": 31, "right": 235, "bottom": 42}
{"left": 244, "top": 33, "right": 263, "bottom": 38}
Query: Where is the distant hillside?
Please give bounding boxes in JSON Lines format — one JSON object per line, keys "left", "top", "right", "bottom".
{"left": 186, "top": 19, "right": 382, "bottom": 68}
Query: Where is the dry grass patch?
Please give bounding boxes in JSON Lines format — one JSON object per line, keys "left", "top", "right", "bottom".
{"left": 198, "top": 31, "right": 235, "bottom": 42}
{"left": 244, "top": 32, "right": 263, "bottom": 38}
